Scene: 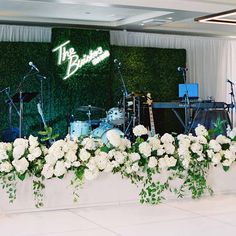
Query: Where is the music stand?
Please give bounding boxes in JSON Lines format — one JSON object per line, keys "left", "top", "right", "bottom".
{"left": 7, "top": 92, "right": 38, "bottom": 138}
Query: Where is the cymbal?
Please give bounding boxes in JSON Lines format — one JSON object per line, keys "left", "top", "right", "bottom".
{"left": 77, "top": 105, "right": 105, "bottom": 112}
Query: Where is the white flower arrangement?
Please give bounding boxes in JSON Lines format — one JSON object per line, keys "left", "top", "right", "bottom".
{"left": 0, "top": 124, "right": 236, "bottom": 207}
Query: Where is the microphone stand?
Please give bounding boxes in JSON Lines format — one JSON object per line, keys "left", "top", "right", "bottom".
{"left": 182, "top": 69, "right": 190, "bottom": 134}
{"left": 229, "top": 81, "right": 236, "bottom": 127}
{"left": 115, "top": 61, "right": 128, "bottom": 133}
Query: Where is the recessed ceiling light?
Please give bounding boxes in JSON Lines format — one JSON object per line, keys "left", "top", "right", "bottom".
{"left": 195, "top": 9, "right": 236, "bottom": 25}
{"left": 167, "top": 17, "right": 173, "bottom": 20}
{"left": 140, "top": 23, "right": 145, "bottom": 26}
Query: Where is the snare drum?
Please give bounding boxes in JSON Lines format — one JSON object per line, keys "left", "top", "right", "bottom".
{"left": 106, "top": 107, "right": 124, "bottom": 126}
{"left": 70, "top": 121, "right": 91, "bottom": 139}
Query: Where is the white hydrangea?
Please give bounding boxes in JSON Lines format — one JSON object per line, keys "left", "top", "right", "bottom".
{"left": 131, "top": 162, "right": 140, "bottom": 172}
{"left": 165, "top": 155, "right": 177, "bottom": 167}
{"left": 95, "top": 152, "right": 109, "bottom": 170}
{"left": 13, "top": 145, "right": 26, "bottom": 160}
{"left": 209, "top": 140, "right": 222, "bottom": 152}
{"left": 133, "top": 125, "right": 148, "bottom": 137}
{"left": 139, "top": 142, "right": 152, "bottom": 157}
{"left": 164, "top": 143, "right": 175, "bottom": 155}
{"left": 79, "top": 148, "right": 91, "bottom": 161}
{"left": 84, "top": 168, "right": 99, "bottom": 180}
{"left": 13, "top": 138, "right": 28, "bottom": 149}
{"left": 148, "top": 156, "right": 158, "bottom": 168}
{"left": 190, "top": 142, "right": 203, "bottom": 154}
{"left": 224, "top": 150, "right": 236, "bottom": 162}
{"left": 0, "top": 149, "right": 8, "bottom": 161}
{"left": 0, "top": 161, "right": 13, "bottom": 173}
{"left": 103, "top": 161, "right": 113, "bottom": 172}
{"left": 81, "top": 137, "right": 97, "bottom": 150}
{"left": 158, "top": 157, "right": 167, "bottom": 169}
{"left": 65, "top": 150, "right": 77, "bottom": 163}
{"left": 129, "top": 153, "right": 141, "bottom": 162}
{"left": 28, "top": 135, "right": 39, "bottom": 148}
{"left": 114, "top": 151, "right": 125, "bottom": 164}
{"left": 41, "top": 163, "right": 54, "bottom": 179}
{"left": 54, "top": 161, "right": 67, "bottom": 177}
{"left": 195, "top": 124, "right": 208, "bottom": 137}
{"left": 211, "top": 153, "right": 222, "bottom": 165}
{"left": 216, "top": 135, "right": 230, "bottom": 145}
{"left": 12, "top": 157, "right": 29, "bottom": 174}
{"left": 45, "top": 154, "right": 60, "bottom": 165}
{"left": 148, "top": 136, "right": 161, "bottom": 151}
{"left": 161, "top": 133, "right": 175, "bottom": 144}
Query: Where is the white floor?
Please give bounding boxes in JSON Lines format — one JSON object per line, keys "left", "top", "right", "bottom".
{"left": 1, "top": 194, "right": 236, "bottom": 236}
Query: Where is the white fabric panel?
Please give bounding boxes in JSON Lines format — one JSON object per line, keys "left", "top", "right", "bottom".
{"left": 110, "top": 31, "right": 236, "bottom": 105}
{"left": 0, "top": 24, "right": 51, "bottom": 42}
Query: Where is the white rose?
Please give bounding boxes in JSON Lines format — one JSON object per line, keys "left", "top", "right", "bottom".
{"left": 41, "top": 163, "right": 54, "bottom": 179}
{"left": 196, "top": 136, "right": 207, "bottom": 144}
{"left": 133, "top": 125, "right": 148, "bottom": 136}
{"left": 54, "top": 161, "right": 67, "bottom": 177}
{"left": 79, "top": 148, "right": 91, "bottom": 161}
{"left": 0, "top": 142, "right": 12, "bottom": 151}
{"left": 230, "top": 142, "right": 236, "bottom": 153}
{"left": 148, "top": 156, "right": 158, "bottom": 168}
{"left": 216, "top": 135, "right": 230, "bottom": 145}
{"left": 209, "top": 140, "right": 221, "bottom": 152}
{"left": 139, "top": 142, "right": 152, "bottom": 157}
{"left": 157, "top": 147, "right": 165, "bottom": 156}
{"left": 111, "top": 160, "right": 119, "bottom": 168}
{"left": 13, "top": 138, "right": 28, "bottom": 148}
{"left": 49, "top": 147, "right": 64, "bottom": 160}
{"left": 195, "top": 124, "right": 208, "bottom": 137}
{"left": 12, "top": 157, "right": 29, "bottom": 174}
{"left": 0, "top": 161, "right": 13, "bottom": 173}
{"left": 13, "top": 145, "right": 26, "bottom": 160}
{"left": 84, "top": 168, "right": 99, "bottom": 180}
{"left": 207, "top": 149, "right": 214, "bottom": 159}
{"left": 106, "top": 129, "right": 122, "bottom": 147}
{"left": 182, "top": 154, "right": 191, "bottom": 169}
{"left": 86, "top": 158, "right": 97, "bottom": 171}
{"left": 65, "top": 150, "right": 77, "bottom": 163}
{"left": 178, "top": 146, "right": 189, "bottom": 157}
{"left": 129, "top": 153, "right": 141, "bottom": 162}
{"left": 161, "top": 133, "right": 175, "bottom": 144}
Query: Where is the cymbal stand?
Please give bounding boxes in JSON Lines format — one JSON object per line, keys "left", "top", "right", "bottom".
{"left": 86, "top": 105, "right": 92, "bottom": 123}
{"left": 2, "top": 87, "right": 20, "bottom": 128}
{"left": 229, "top": 81, "right": 236, "bottom": 127}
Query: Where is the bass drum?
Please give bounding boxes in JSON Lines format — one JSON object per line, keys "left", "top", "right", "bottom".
{"left": 106, "top": 107, "right": 124, "bottom": 126}
{"left": 70, "top": 121, "right": 91, "bottom": 139}
{"left": 92, "top": 122, "right": 123, "bottom": 145}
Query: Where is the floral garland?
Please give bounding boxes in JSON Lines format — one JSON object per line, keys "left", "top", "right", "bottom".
{"left": 0, "top": 124, "right": 235, "bottom": 207}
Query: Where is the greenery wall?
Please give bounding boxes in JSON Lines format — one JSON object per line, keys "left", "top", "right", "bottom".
{"left": 110, "top": 46, "right": 186, "bottom": 134}
{"left": 0, "top": 28, "right": 186, "bottom": 139}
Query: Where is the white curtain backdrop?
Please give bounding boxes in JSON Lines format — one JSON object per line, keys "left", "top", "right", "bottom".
{"left": 110, "top": 30, "right": 236, "bottom": 104}
{"left": 0, "top": 24, "right": 51, "bottom": 42}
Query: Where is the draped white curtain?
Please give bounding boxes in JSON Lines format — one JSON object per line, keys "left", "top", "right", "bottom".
{"left": 110, "top": 30, "right": 236, "bottom": 105}
{"left": 0, "top": 24, "right": 51, "bottom": 42}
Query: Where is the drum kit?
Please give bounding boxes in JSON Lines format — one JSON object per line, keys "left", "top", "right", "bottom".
{"left": 68, "top": 87, "right": 146, "bottom": 142}
{"left": 69, "top": 105, "right": 126, "bottom": 142}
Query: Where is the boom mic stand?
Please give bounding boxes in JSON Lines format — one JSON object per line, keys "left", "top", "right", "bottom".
{"left": 228, "top": 80, "right": 236, "bottom": 127}
{"left": 114, "top": 59, "right": 128, "bottom": 133}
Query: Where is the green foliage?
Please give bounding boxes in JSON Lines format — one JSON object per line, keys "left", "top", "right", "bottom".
{"left": 33, "top": 179, "right": 45, "bottom": 208}
{"left": 38, "top": 126, "right": 59, "bottom": 142}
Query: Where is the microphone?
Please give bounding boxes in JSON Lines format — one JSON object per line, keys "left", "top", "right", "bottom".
{"left": 36, "top": 74, "right": 47, "bottom": 80}
{"left": 227, "top": 79, "right": 234, "bottom": 85}
{"left": 29, "top": 61, "right": 39, "bottom": 72}
{"left": 114, "top": 59, "right": 122, "bottom": 67}
{"left": 177, "top": 67, "right": 188, "bottom": 72}
{"left": 0, "top": 87, "right": 10, "bottom": 93}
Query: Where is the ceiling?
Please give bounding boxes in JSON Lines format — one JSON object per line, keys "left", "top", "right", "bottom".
{"left": 1, "top": 0, "right": 236, "bottom": 37}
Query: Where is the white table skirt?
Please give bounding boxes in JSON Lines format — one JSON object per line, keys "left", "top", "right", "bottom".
{"left": 1, "top": 164, "right": 236, "bottom": 214}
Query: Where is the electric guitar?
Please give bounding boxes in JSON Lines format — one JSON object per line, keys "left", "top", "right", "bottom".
{"left": 147, "top": 93, "right": 156, "bottom": 137}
